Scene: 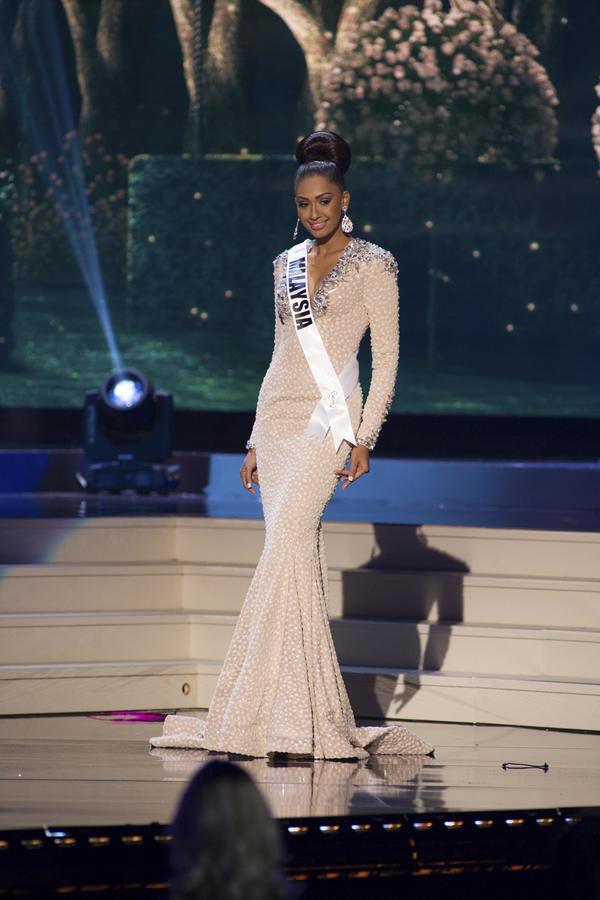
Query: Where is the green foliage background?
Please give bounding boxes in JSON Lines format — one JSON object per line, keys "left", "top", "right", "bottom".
{"left": 1, "top": 0, "right": 599, "bottom": 415}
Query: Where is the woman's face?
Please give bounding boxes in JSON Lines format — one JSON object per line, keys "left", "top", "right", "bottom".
{"left": 295, "top": 174, "right": 350, "bottom": 242}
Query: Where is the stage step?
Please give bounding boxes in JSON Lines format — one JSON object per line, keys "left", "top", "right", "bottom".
{"left": 2, "top": 562, "right": 600, "bottom": 629}
{"left": 332, "top": 618, "right": 600, "bottom": 680}
{"left": 2, "top": 608, "right": 599, "bottom": 686}
{"left": 0, "top": 659, "right": 598, "bottom": 732}
{"left": 182, "top": 566, "right": 600, "bottom": 628}
{"left": 342, "top": 666, "right": 600, "bottom": 732}
{"left": 1, "top": 516, "right": 600, "bottom": 730}
{"left": 177, "top": 518, "right": 600, "bottom": 578}
{"left": 0, "top": 563, "right": 183, "bottom": 612}
{"left": 3, "top": 516, "right": 600, "bottom": 578}
{"left": 0, "top": 518, "right": 179, "bottom": 564}
{"left": 0, "top": 660, "right": 211, "bottom": 716}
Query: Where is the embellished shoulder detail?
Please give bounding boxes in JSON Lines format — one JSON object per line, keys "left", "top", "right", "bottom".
{"left": 273, "top": 249, "right": 288, "bottom": 272}
{"left": 354, "top": 239, "right": 398, "bottom": 277}
{"left": 273, "top": 250, "right": 289, "bottom": 324}
{"left": 273, "top": 239, "right": 398, "bottom": 324}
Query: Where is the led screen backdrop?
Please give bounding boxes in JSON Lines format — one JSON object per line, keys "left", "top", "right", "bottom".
{"left": 0, "top": 0, "right": 599, "bottom": 419}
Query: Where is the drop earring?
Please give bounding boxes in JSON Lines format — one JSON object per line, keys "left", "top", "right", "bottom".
{"left": 293, "top": 217, "right": 300, "bottom": 241}
{"left": 341, "top": 207, "right": 353, "bottom": 234}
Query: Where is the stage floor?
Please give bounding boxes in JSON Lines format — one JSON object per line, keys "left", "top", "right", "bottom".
{"left": 1, "top": 714, "right": 599, "bottom": 830}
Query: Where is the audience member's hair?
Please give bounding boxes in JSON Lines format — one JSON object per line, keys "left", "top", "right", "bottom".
{"left": 170, "top": 759, "right": 289, "bottom": 900}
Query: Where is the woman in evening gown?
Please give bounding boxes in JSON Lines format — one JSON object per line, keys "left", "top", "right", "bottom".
{"left": 151, "top": 131, "right": 433, "bottom": 760}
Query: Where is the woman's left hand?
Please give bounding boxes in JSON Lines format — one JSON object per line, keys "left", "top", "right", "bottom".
{"left": 335, "top": 444, "right": 370, "bottom": 489}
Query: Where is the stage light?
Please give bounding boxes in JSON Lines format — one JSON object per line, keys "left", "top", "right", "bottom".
{"left": 54, "top": 837, "right": 77, "bottom": 847}
{"left": 99, "top": 368, "right": 156, "bottom": 433}
{"left": 20, "top": 839, "right": 43, "bottom": 849}
{"left": 82, "top": 368, "right": 179, "bottom": 495}
{"left": 88, "top": 836, "right": 111, "bottom": 847}
{"left": 106, "top": 373, "right": 145, "bottom": 409}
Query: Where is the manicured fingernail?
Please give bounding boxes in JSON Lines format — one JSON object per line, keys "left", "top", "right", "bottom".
{"left": 246, "top": 482, "right": 251, "bottom": 488}
{"left": 348, "top": 476, "right": 354, "bottom": 481}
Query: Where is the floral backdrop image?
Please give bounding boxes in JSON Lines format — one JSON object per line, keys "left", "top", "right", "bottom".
{"left": 0, "top": 0, "right": 598, "bottom": 418}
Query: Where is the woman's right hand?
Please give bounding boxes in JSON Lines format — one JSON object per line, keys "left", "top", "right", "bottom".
{"left": 240, "top": 448, "right": 259, "bottom": 494}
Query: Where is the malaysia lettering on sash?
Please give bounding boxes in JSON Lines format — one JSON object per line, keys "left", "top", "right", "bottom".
{"left": 286, "top": 240, "right": 358, "bottom": 452}
{"left": 287, "top": 254, "right": 312, "bottom": 329}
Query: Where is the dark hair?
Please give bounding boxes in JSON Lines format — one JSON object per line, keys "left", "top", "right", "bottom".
{"left": 170, "top": 760, "right": 289, "bottom": 900}
{"left": 294, "top": 130, "right": 351, "bottom": 191}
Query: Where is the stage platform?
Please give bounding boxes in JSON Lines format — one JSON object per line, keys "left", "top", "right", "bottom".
{"left": 1, "top": 451, "right": 600, "bottom": 732}
{"left": 1, "top": 450, "right": 599, "bottom": 895}
{"left": 3, "top": 714, "right": 600, "bottom": 828}
{"left": 1, "top": 449, "right": 599, "bottom": 530}
{"left": 0, "top": 713, "right": 598, "bottom": 897}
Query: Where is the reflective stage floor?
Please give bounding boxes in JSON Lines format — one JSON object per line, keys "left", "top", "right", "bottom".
{"left": 2, "top": 713, "right": 599, "bottom": 829}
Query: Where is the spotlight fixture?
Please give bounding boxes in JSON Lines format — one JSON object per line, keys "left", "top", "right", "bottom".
{"left": 82, "top": 367, "right": 179, "bottom": 495}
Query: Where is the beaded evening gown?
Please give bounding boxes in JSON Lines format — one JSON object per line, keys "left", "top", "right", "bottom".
{"left": 150, "top": 237, "right": 433, "bottom": 760}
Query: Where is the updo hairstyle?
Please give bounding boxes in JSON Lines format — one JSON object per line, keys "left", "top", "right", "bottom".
{"left": 294, "top": 131, "right": 351, "bottom": 192}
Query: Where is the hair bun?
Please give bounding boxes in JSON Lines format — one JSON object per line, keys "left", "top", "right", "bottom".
{"left": 295, "top": 131, "right": 351, "bottom": 175}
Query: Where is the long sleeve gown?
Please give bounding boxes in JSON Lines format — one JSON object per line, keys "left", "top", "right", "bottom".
{"left": 151, "top": 237, "right": 434, "bottom": 760}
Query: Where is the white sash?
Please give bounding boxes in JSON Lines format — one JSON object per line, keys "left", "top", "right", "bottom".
{"left": 286, "top": 240, "right": 358, "bottom": 452}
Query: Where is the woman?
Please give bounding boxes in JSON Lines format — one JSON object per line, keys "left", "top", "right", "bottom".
{"left": 151, "top": 131, "right": 433, "bottom": 760}
{"left": 170, "top": 759, "right": 290, "bottom": 900}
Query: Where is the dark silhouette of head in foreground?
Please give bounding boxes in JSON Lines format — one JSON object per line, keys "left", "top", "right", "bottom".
{"left": 170, "top": 759, "right": 289, "bottom": 900}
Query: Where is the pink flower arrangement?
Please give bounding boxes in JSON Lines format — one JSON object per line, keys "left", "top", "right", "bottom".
{"left": 10, "top": 132, "right": 129, "bottom": 283}
{"left": 316, "top": 0, "right": 559, "bottom": 179}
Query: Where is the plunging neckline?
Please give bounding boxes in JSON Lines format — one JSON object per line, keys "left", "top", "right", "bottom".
{"left": 306, "top": 238, "right": 354, "bottom": 303}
